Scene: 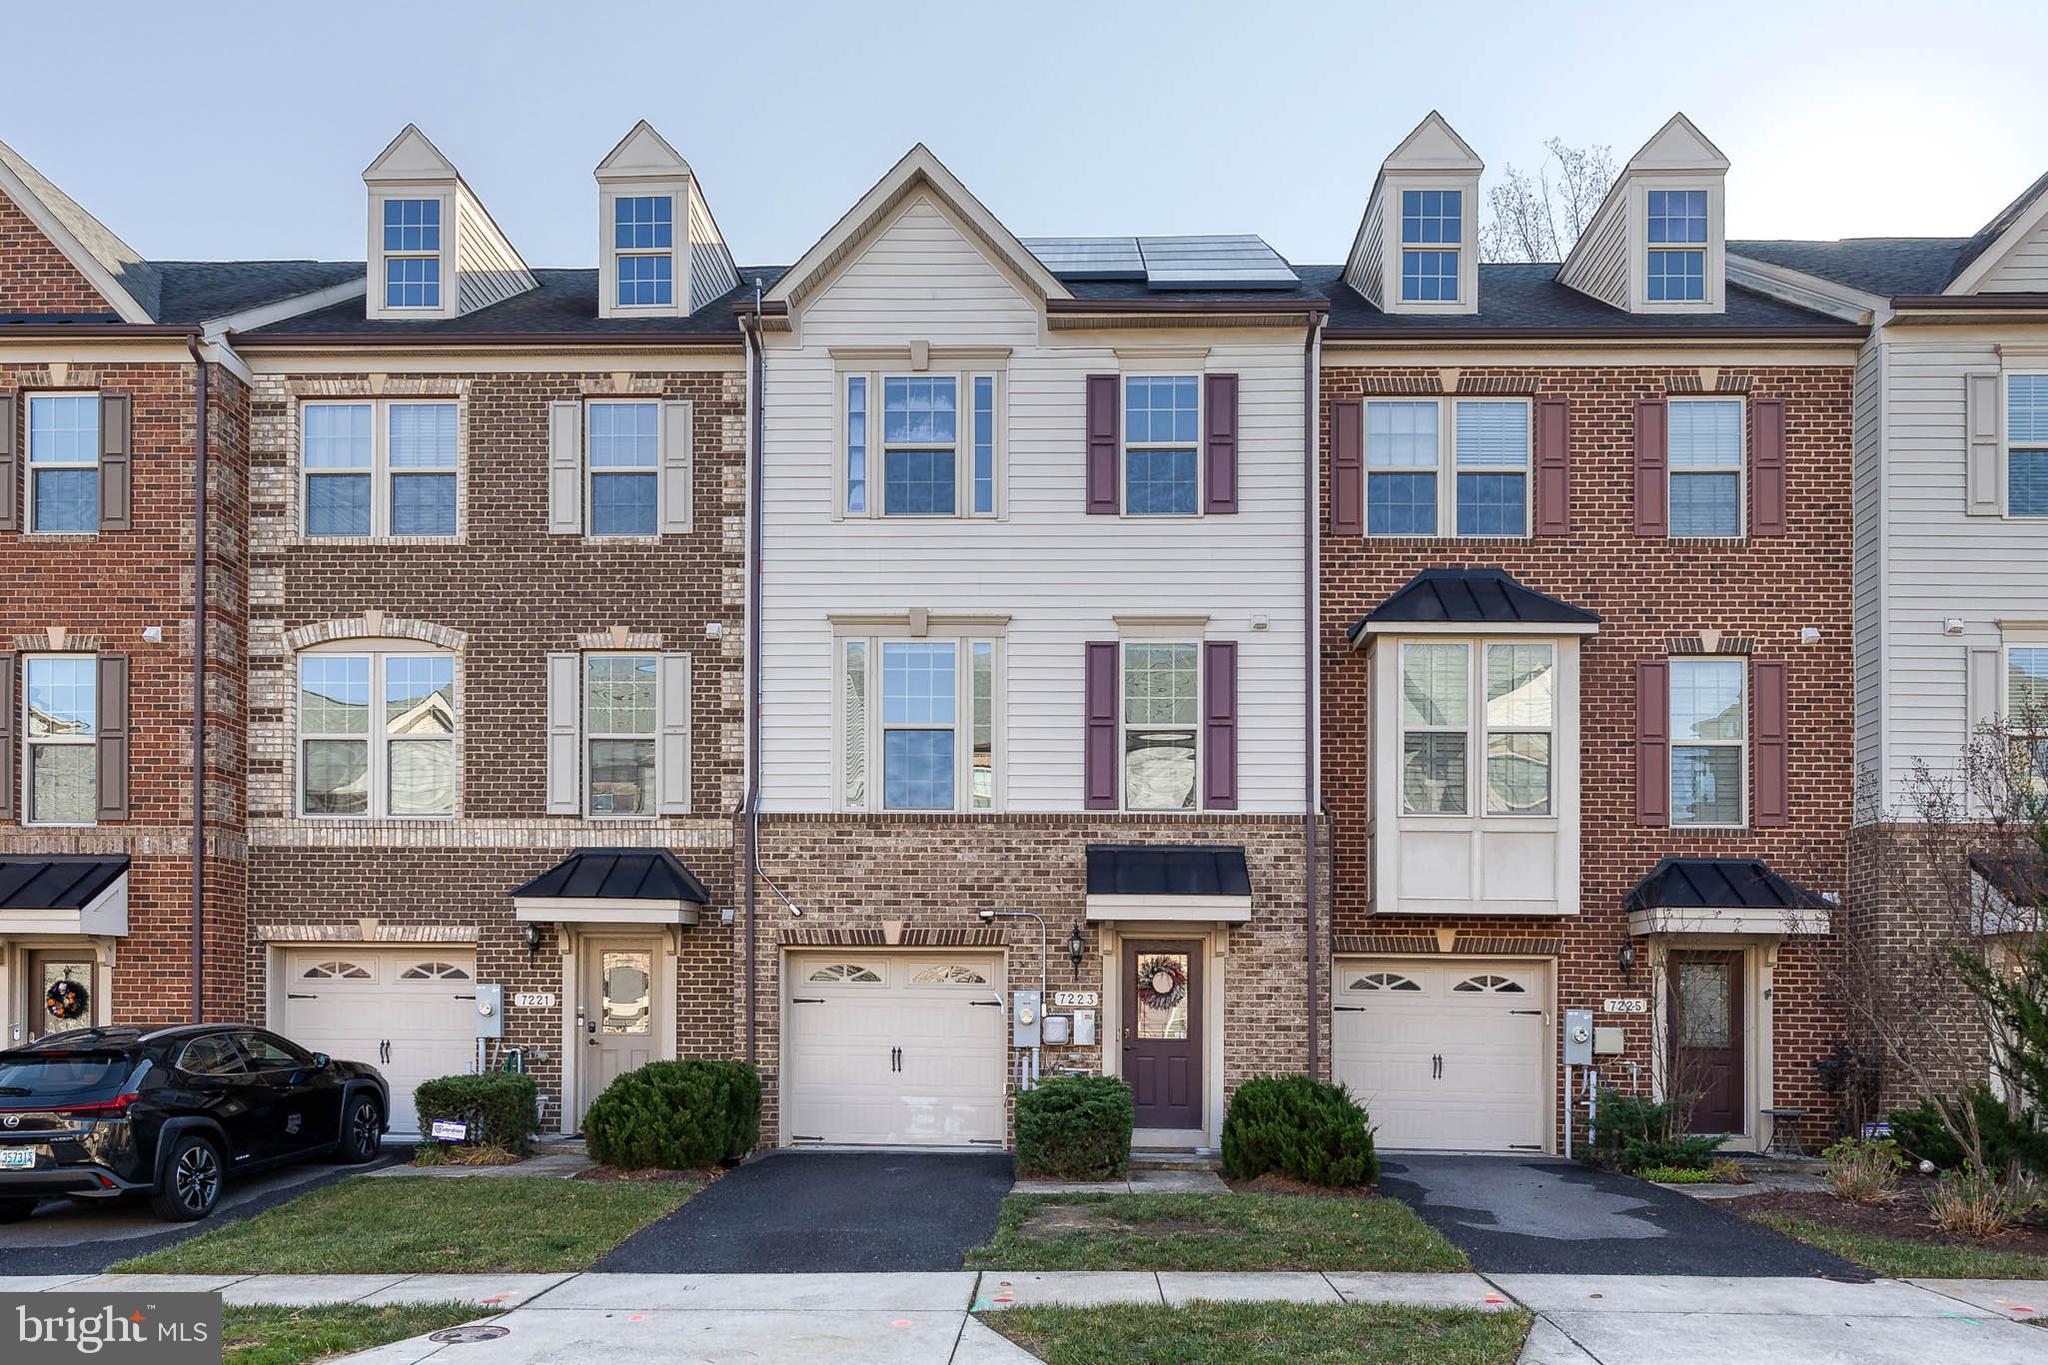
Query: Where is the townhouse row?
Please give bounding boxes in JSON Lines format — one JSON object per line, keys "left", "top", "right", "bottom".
{"left": 0, "top": 110, "right": 2038, "bottom": 1152}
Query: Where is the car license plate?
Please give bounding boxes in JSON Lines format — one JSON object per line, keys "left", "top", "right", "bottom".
{"left": 0, "top": 1148, "right": 34, "bottom": 1169}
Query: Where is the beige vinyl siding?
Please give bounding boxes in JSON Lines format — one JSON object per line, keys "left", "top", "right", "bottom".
{"left": 759, "top": 193, "right": 1307, "bottom": 813}
{"left": 687, "top": 184, "right": 740, "bottom": 314}
{"left": 1344, "top": 188, "right": 1388, "bottom": 307}
{"left": 1558, "top": 209, "right": 1628, "bottom": 309}
{"left": 1852, "top": 340, "right": 1885, "bottom": 802}
{"left": 453, "top": 182, "right": 535, "bottom": 314}
{"left": 1978, "top": 222, "right": 2048, "bottom": 292}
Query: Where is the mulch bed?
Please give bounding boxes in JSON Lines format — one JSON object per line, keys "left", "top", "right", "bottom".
{"left": 1730, "top": 1186, "right": 2048, "bottom": 1256}
{"left": 1225, "top": 1173, "right": 1378, "bottom": 1200}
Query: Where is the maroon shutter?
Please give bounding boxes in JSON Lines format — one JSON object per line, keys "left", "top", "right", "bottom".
{"left": 0, "top": 654, "right": 14, "bottom": 820}
{"left": 1330, "top": 399, "right": 1363, "bottom": 534}
{"left": 1085, "top": 375, "right": 1120, "bottom": 514}
{"left": 1750, "top": 397, "right": 1787, "bottom": 537}
{"left": 1202, "top": 641, "right": 1238, "bottom": 809}
{"left": 1534, "top": 396, "right": 1571, "bottom": 535}
{"left": 1204, "top": 373, "right": 1238, "bottom": 514}
{"left": 1633, "top": 398, "right": 1669, "bottom": 536}
{"left": 96, "top": 654, "right": 130, "bottom": 821}
{"left": 1084, "top": 641, "right": 1119, "bottom": 809}
{"left": 1753, "top": 660, "right": 1788, "bottom": 827}
{"left": 99, "top": 393, "right": 132, "bottom": 532}
{"left": 1635, "top": 660, "right": 1671, "bottom": 826}
{"left": 0, "top": 393, "right": 17, "bottom": 531}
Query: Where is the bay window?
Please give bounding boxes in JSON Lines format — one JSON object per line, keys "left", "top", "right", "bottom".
{"left": 1399, "top": 640, "right": 1556, "bottom": 817}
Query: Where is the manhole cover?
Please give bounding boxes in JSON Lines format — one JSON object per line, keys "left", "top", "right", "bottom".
{"left": 429, "top": 1325, "right": 511, "bottom": 1344}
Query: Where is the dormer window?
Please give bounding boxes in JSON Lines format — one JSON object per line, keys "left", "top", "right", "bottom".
{"left": 614, "top": 195, "right": 675, "bottom": 307}
{"left": 362, "top": 126, "right": 533, "bottom": 322}
{"left": 1400, "top": 190, "right": 1462, "bottom": 303}
{"left": 381, "top": 199, "right": 443, "bottom": 309}
{"left": 1645, "top": 190, "right": 1707, "bottom": 302}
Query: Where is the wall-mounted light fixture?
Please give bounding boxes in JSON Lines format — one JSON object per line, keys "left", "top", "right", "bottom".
{"left": 522, "top": 921, "right": 542, "bottom": 955}
{"left": 1617, "top": 938, "right": 1637, "bottom": 976}
{"left": 1064, "top": 923, "right": 1087, "bottom": 975}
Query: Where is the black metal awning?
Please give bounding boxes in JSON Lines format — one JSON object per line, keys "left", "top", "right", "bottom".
{"left": 1348, "top": 568, "right": 1601, "bottom": 643}
{"left": 509, "top": 848, "right": 709, "bottom": 904}
{"left": 1086, "top": 845, "right": 1251, "bottom": 898}
{"left": 0, "top": 857, "right": 130, "bottom": 910}
{"left": 1624, "top": 857, "right": 1827, "bottom": 914}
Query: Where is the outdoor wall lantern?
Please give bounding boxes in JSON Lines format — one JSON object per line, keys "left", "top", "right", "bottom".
{"left": 522, "top": 921, "right": 542, "bottom": 955}
{"left": 1617, "top": 938, "right": 1638, "bottom": 976}
{"left": 1065, "top": 923, "right": 1087, "bottom": 975}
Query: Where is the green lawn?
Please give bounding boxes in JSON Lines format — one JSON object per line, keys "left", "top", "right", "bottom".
{"left": 963, "top": 1193, "right": 1467, "bottom": 1272}
{"left": 1750, "top": 1211, "right": 2048, "bottom": 1279}
{"left": 114, "top": 1176, "right": 692, "bottom": 1274}
{"left": 988, "top": 1302, "right": 1530, "bottom": 1365}
{"left": 222, "top": 1303, "right": 496, "bottom": 1365}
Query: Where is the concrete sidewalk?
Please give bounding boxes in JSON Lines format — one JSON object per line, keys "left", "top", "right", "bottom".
{"left": 6, "top": 1269, "right": 2047, "bottom": 1362}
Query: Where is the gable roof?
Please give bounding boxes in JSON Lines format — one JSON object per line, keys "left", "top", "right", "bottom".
{"left": 1945, "top": 168, "right": 2048, "bottom": 295}
{"left": 765, "top": 144, "right": 1071, "bottom": 312}
{"left": 362, "top": 124, "right": 459, "bottom": 181}
{"left": 597, "top": 120, "right": 691, "bottom": 178}
{"left": 1626, "top": 113, "right": 1729, "bottom": 172}
{"left": 0, "top": 138, "right": 158, "bottom": 322}
{"left": 1623, "top": 857, "right": 1826, "bottom": 913}
{"left": 1348, "top": 568, "right": 1602, "bottom": 642}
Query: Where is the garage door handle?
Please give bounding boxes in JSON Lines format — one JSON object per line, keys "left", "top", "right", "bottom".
{"left": 791, "top": 997, "right": 826, "bottom": 1004}
{"left": 969, "top": 1000, "right": 1003, "bottom": 1007}
{"left": 1509, "top": 1009, "right": 1543, "bottom": 1016}
{"left": 1334, "top": 1005, "right": 1366, "bottom": 1013}
{"left": 287, "top": 993, "right": 317, "bottom": 1000}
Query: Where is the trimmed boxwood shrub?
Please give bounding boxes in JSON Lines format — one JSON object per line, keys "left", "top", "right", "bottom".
{"left": 583, "top": 1059, "right": 763, "bottom": 1171}
{"left": 1220, "top": 1075, "right": 1377, "bottom": 1187}
{"left": 1015, "top": 1074, "right": 1133, "bottom": 1179}
{"left": 414, "top": 1072, "right": 540, "bottom": 1155}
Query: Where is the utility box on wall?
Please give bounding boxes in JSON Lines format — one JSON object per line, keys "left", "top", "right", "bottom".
{"left": 474, "top": 983, "right": 504, "bottom": 1039}
{"left": 1562, "top": 1008, "right": 1593, "bottom": 1067}
{"left": 1012, "top": 990, "right": 1041, "bottom": 1047}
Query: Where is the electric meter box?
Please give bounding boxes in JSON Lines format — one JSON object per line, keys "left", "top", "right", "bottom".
{"left": 474, "top": 983, "right": 504, "bottom": 1039}
{"left": 1562, "top": 1008, "right": 1593, "bottom": 1066}
{"left": 1042, "top": 1013, "right": 1072, "bottom": 1046}
{"left": 1012, "top": 990, "right": 1042, "bottom": 1047}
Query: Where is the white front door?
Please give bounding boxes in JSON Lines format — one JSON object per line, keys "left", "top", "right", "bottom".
{"left": 784, "top": 953, "right": 1006, "bottom": 1147}
{"left": 577, "top": 938, "right": 661, "bottom": 1119}
{"left": 278, "top": 948, "right": 478, "bottom": 1136}
{"left": 1333, "top": 958, "right": 1548, "bottom": 1152}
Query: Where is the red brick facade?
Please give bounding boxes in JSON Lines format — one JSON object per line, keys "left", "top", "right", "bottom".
{"left": 0, "top": 193, "right": 115, "bottom": 316}
{"left": 1318, "top": 360, "right": 1856, "bottom": 1141}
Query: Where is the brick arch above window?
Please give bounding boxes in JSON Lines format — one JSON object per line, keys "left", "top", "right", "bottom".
{"left": 283, "top": 614, "right": 468, "bottom": 654}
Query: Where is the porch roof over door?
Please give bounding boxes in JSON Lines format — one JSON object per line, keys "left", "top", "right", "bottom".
{"left": 510, "top": 847, "right": 708, "bottom": 926}
{"left": 0, "top": 856, "right": 129, "bottom": 936}
{"left": 1624, "top": 856, "right": 1830, "bottom": 937}
{"left": 1085, "top": 844, "right": 1252, "bottom": 923}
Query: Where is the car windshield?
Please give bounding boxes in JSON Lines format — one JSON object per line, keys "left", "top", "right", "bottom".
{"left": 0, "top": 1053, "right": 131, "bottom": 1103}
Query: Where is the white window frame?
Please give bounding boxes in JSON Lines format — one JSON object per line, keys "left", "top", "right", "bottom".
{"left": 24, "top": 393, "right": 99, "bottom": 535}
{"left": 1631, "top": 179, "right": 1723, "bottom": 313}
{"left": 295, "top": 647, "right": 457, "bottom": 820}
{"left": 1480, "top": 642, "right": 1556, "bottom": 816}
{"left": 1666, "top": 396, "right": 1746, "bottom": 539}
{"left": 2002, "top": 637, "right": 2048, "bottom": 773}
{"left": 838, "top": 370, "right": 1003, "bottom": 521}
{"left": 1120, "top": 374, "right": 1204, "bottom": 519}
{"left": 611, "top": 193, "right": 677, "bottom": 311}
{"left": 1395, "top": 639, "right": 1558, "bottom": 819}
{"left": 583, "top": 651, "right": 659, "bottom": 820}
{"left": 21, "top": 653, "right": 96, "bottom": 827}
{"left": 584, "top": 398, "right": 663, "bottom": 539}
{"left": 1118, "top": 638, "right": 1202, "bottom": 813}
{"left": 1669, "top": 655, "right": 1748, "bottom": 830}
{"left": 300, "top": 399, "right": 462, "bottom": 540}
{"left": 2006, "top": 371, "right": 2048, "bottom": 519}
{"left": 1397, "top": 187, "right": 1463, "bottom": 304}
{"left": 1397, "top": 640, "right": 1471, "bottom": 816}
{"left": 1364, "top": 398, "right": 1532, "bottom": 539}
{"left": 835, "top": 630, "right": 1002, "bottom": 813}
{"left": 375, "top": 195, "right": 447, "bottom": 313}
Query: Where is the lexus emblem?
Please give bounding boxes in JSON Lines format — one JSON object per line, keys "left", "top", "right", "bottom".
{"left": 2, "top": 1115, "right": 19, "bottom": 1129}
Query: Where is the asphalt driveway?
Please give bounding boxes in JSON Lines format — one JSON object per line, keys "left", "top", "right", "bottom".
{"left": 595, "top": 1149, "right": 1015, "bottom": 1273}
{"left": 1379, "top": 1153, "right": 1867, "bottom": 1279}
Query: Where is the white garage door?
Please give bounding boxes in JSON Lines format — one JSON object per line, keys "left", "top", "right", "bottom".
{"left": 784, "top": 953, "right": 1006, "bottom": 1147}
{"left": 1333, "top": 958, "right": 1548, "bottom": 1152}
{"left": 279, "top": 949, "right": 478, "bottom": 1137}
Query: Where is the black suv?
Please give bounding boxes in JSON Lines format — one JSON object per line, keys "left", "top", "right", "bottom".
{"left": 0, "top": 1024, "right": 388, "bottom": 1222}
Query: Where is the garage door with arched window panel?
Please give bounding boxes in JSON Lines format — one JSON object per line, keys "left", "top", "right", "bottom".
{"left": 279, "top": 949, "right": 477, "bottom": 1136}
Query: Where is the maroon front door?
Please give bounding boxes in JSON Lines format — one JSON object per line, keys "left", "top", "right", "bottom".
{"left": 1123, "top": 940, "right": 1202, "bottom": 1130}
{"left": 1671, "top": 951, "right": 1744, "bottom": 1135}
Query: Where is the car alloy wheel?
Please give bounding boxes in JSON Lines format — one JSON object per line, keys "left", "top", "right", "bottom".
{"left": 348, "top": 1100, "right": 380, "bottom": 1160}
{"left": 174, "top": 1142, "right": 221, "bottom": 1213}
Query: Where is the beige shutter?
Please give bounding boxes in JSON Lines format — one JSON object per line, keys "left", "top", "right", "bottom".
{"left": 545, "top": 652, "right": 581, "bottom": 814}
{"left": 657, "top": 651, "right": 692, "bottom": 814}
{"left": 99, "top": 393, "right": 132, "bottom": 531}
{"left": 659, "top": 400, "right": 694, "bottom": 535}
{"left": 1966, "top": 645, "right": 2002, "bottom": 737}
{"left": 1966, "top": 372, "right": 2002, "bottom": 517}
{"left": 0, "top": 393, "right": 17, "bottom": 531}
{"left": 96, "top": 654, "right": 130, "bottom": 820}
{"left": 547, "top": 400, "right": 583, "bottom": 535}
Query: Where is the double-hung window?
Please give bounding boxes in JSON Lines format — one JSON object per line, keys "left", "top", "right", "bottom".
{"left": 1670, "top": 657, "right": 1745, "bottom": 827}
{"left": 585, "top": 654, "right": 657, "bottom": 817}
{"left": 842, "top": 369, "right": 1000, "bottom": 518}
{"left": 614, "top": 195, "right": 674, "bottom": 307}
{"left": 24, "top": 655, "right": 95, "bottom": 824}
{"left": 298, "top": 651, "right": 455, "bottom": 818}
{"left": 1400, "top": 189, "right": 1462, "bottom": 303}
{"left": 26, "top": 395, "right": 98, "bottom": 533}
{"left": 382, "top": 199, "right": 442, "bottom": 309}
{"left": 1668, "top": 397, "right": 1743, "bottom": 537}
{"left": 1646, "top": 189, "right": 1707, "bottom": 302}
{"left": 2006, "top": 644, "right": 2048, "bottom": 776}
{"left": 1484, "top": 643, "right": 1554, "bottom": 814}
{"left": 2008, "top": 374, "right": 2048, "bottom": 517}
{"left": 1123, "top": 376, "right": 1199, "bottom": 516}
{"left": 839, "top": 634, "right": 998, "bottom": 811}
{"left": 1400, "top": 642, "right": 1468, "bottom": 814}
{"left": 1122, "top": 642, "right": 1199, "bottom": 810}
{"left": 1398, "top": 641, "right": 1556, "bottom": 816}
{"left": 303, "top": 401, "right": 458, "bottom": 538}
{"left": 1366, "top": 399, "right": 1531, "bottom": 537}
{"left": 587, "top": 401, "right": 660, "bottom": 536}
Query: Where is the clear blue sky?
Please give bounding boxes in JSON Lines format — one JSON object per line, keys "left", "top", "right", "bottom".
{"left": 6, "top": 0, "right": 2044, "bottom": 269}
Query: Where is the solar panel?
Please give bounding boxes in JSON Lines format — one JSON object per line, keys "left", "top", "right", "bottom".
{"left": 1022, "top": 237, "right": 1146, "bottom": 280}
{"left": 1137, "top": 235, "right": 1299, "bottom": 290}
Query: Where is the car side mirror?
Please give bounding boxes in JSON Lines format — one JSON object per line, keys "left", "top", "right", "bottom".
{"left": 312, "top": 1053, "right": 330, "bottom": 1069}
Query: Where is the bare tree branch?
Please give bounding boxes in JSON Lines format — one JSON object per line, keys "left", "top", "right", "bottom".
{"left": 1480, "top": 139, "right": 1618, "bottom": 264}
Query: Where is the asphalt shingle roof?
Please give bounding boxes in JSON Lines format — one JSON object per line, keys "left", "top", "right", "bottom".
{"left": 152, "top": 261, "right": 364, "bottom": 324}
{"left": 1305, "top": 263, "right": 1852, "bottom": 333}
{"left": 1729, "top": 238, "right": 1973, "bottom": 299}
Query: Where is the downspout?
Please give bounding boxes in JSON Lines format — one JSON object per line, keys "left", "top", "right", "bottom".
{"left": 741, "top": 300, "right": 763, "bottom": 1064}
{"left": 185, "top": 335, "right": 209, "bottom": 1024}
{"left": 1303, "top": 311, "right": 1325, "bottom": 1077}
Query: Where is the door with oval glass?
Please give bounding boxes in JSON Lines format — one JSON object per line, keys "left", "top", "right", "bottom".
{"left": 1122, "top": 939, "right": 1202, "bottom": 1131}
{"left": 578, "top": 940, "right": 659, "bottom": 1120}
